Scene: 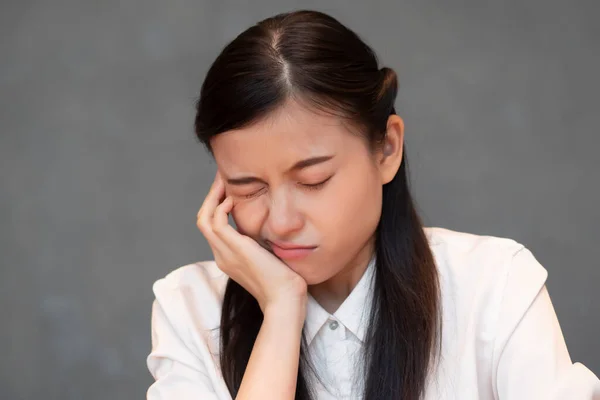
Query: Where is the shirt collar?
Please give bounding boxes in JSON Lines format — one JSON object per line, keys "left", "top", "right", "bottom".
{"left": 304, "top": 254, "right": 376, "bottom": 345}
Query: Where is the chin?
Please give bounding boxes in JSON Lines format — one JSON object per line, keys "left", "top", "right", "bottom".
{"left": 302, "top": 276, "right": 325, "bottom": 286}
{"left": 278, "top": 251, "right": 336, "bottom": 285}
{"left": 292, "top": 268, "right": 332, "bottom": 286}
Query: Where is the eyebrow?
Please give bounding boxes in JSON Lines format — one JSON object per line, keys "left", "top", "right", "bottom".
{"left": 226, "top": 155, "right": 335, "bottom": 186}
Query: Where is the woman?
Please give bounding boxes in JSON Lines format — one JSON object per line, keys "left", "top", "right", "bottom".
{"left": 146, "top": 10, "right": 599, "bottom": 400}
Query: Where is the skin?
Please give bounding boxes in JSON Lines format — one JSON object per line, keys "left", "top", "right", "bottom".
{"left": 197, "top": 98, "right": 404, "bottom": 399}
{"left": 209, "top": 98, "right": 405, "bottom": 313}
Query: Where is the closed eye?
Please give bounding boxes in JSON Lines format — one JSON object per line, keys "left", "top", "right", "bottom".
{"left": 240, "top": 187, "right": 266, "bottom": 199}
{"left": 238, "top": 176, "right": 333, "bottom": 199}
{"left": 301, "top": 176, "right": 333, "bottom": 190}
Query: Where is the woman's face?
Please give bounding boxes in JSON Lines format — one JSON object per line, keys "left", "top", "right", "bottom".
{"left": 210, "top": 99, "right": 403, "bottom": 285}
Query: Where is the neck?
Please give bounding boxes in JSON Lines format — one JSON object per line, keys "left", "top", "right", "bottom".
{"left": 308, "top": 237, "right": 375, "bottom": 314}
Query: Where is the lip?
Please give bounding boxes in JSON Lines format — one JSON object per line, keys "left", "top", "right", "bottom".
{"left": 268, "top": 240, "right": 317, "bottom": 250}
{"left": 267, "top": 241, "right": 317, "bottom": 261}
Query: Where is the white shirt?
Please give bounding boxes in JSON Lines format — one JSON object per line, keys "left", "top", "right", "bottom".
{"left": 146, "top": 227, "right": 600, "bottom": 399}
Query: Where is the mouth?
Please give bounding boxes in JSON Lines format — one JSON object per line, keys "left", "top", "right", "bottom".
{"left": 267, "top": 240, "right": 317, "bottom": 250}
{"left": 266, "top": 240, "right": 318, "bottom": 261}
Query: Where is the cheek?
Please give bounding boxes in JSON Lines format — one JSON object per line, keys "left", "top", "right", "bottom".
{"left": 318, "top": 170, "right": 382, "bottom": 242}
{"left": 231, "top": 202, "right": 265, "bottom": 236}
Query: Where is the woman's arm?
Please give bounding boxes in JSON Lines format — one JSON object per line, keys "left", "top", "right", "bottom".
{"left": 147, "top": 283, "right": 306, "bottom": 400}
{"left": 147, "top": 298, "right": 221, "bottom": 400}
{"left": 236, "top": 299, "right": 306, "bottom": 400}
{"left": 192, "top": 171, "right": 311, "bottom": 398}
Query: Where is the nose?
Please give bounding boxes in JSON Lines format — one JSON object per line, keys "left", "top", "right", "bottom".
{"left": 265, "top": 188, "right": 304, "bottom": 238}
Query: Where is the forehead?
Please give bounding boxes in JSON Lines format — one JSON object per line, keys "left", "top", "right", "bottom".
{"left": 210, "top": 101, "right": 363, "bottom": 173}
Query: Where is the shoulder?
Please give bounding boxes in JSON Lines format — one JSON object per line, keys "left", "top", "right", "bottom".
{"left": 151, "top": 260, "right": 228, "bottom": 336}
{"left": 423, "top": 226, "right": 547, "bottom": 286}
{"left": 152, "top": 260, "right": 227, "bottom": 297}
{"left": 423, "top": 226, "right": 549, "bottom": 330}
{"left": 424, "top": 226, "right": 529, "bottom": 261}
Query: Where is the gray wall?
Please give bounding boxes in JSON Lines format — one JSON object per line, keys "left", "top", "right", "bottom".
{"left": 1, "top": 1, "right": 598, "bottom": 399}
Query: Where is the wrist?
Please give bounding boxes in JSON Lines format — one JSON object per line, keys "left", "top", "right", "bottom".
{"left": 263, "top": 295, "right": 307, "bottom": 323}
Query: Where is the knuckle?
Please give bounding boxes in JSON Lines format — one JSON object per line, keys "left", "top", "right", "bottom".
{"left": 197, "top": 214, "right": 211, "bottom": 229}
{"left": 212, "top": 222, "right": 223, "bottom": 236}
{"left": 196, "top": 219, "right": 207, "bottom": 234}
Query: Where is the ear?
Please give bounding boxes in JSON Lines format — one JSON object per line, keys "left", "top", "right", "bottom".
{"left": 377, "top": 114, "right": 404, "bottom": 184}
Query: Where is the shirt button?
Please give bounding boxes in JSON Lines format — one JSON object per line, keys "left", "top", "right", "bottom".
{"left": 329, "top": 320, "right": 339, "bottom": 330}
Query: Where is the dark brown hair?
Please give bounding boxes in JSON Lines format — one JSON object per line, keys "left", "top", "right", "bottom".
{"left": 194, "top": 10, "right": 441, "bottom": 399}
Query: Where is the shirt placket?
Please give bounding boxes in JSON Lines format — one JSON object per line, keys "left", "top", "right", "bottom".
{"left": 323, "top": 317, "right": 354, "bottom": 398}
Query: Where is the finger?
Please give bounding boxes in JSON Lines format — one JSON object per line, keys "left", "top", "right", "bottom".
{"left": 197, "top": 173, "right": 226, "bottom": 233}
{"left": 211, "top": 197, "right": 237, "bottom": 254}
{"left": 198, "top": 170, "right": 225, "bottom": 217}
{"left": 197, "top": 192, "right": 230, "bottom": 246}
{"left": 197, "top": 210, "right": 230, "bottom": 263}
{"left": 201, "top": 174, "right": 226, "bottom": 216}
{"left": 207, "top": 170, "right": 222, "bottom": 193}
{"left": 213, "top": 197, "right": 248, "bottom": 246}
{"left": 212, "top": 196, "right": 235, "bottom": 236}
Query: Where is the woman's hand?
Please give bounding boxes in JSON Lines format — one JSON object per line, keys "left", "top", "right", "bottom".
{"left": 196, "top": 171, "right": 308, "bottom": 313}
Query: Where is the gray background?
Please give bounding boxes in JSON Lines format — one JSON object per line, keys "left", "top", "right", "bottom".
{"left": 1, "top": 0, "right": 598, "bottom": 399}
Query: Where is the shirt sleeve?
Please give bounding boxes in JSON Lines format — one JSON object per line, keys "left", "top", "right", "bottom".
{"left": 146, "top": 293, "right": 221, "bottom": 400}
{"left": 493, "top": 247, "right": 600, "bottom": 400}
